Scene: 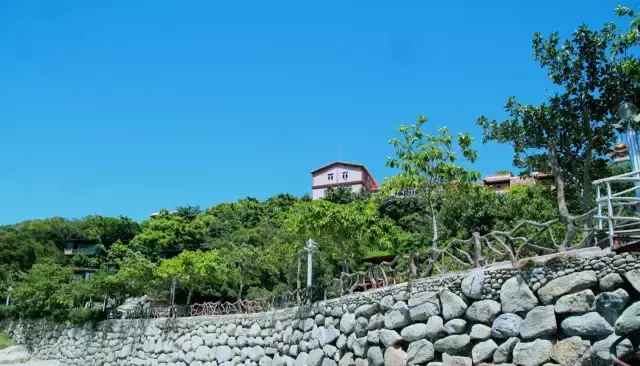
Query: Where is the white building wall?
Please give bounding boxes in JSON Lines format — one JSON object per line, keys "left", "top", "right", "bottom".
{"left": 312, "top": 166, "right": 363, "bottom": 187}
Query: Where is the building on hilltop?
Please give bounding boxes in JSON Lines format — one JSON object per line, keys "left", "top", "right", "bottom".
{"left": 63, "top": 239, "right": 101, "bottom": 256}
{"left": 63, "top": 239, "right": 102, "bottom": 280}
{"left": 311, "top": 161, "right": 378, "bottom": 200}
{"left": 482, "top": 171, "right": 553, "bottom": 193}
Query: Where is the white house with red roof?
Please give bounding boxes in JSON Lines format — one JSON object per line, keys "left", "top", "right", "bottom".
{"left": 311, "top": 161, "right": 378, "bottom": 200}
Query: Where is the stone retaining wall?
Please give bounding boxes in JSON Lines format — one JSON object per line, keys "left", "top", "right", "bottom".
{"left": 3, "top": 248, "right": 640, "bottom": 366}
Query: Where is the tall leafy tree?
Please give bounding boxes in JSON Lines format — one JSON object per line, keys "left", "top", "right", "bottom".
{"left": 385, "top": 116, "right": 479, "bottom": 247}
{"left": 156, "top": 250, "right": 228, "bottom": 304}
{"left": 477, "top": 23, "right": 633, "bottom": 244}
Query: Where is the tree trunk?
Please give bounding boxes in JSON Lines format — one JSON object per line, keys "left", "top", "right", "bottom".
{"left": 581, "top": 104, "right": 594, "bottom": 213}
{"left": 186, "top": 289, "right": 193, "bottom": 305}
{"left": 548, "top": 143, "right": 576, "bottom": 248}
{"left": 238, "top": 278, "right": 244, "bottom": 301}
{"left": 428, "top": 196, "right": 439, "bottom": 246}
{"left": 408, "top": 252, "right": 417, "bottom": 278}
{"left": 582, "top": 142, "right": 594, "bottom": 213}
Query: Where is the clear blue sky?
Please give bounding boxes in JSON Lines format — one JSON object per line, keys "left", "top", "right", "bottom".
{"left": 0, "top": 1, "right": 627, "bottom": 224}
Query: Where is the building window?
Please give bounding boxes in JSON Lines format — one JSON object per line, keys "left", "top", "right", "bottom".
{"left": 342, "top": 171, "right": 349, "bottom": 180}
{"left": 328, "top": 173, "right": 334, "bottom": 181}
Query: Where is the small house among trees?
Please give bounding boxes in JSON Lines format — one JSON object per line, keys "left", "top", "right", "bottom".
{"left": 482, "top": 171, "right": 554, "bottom": 193}
{"left": 311, "top": 161, "right": 378, "bottom": 200}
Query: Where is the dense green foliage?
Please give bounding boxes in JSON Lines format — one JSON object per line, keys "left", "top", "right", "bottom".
{"left": 0, "top": 183, "right": 557, "bottom": 322}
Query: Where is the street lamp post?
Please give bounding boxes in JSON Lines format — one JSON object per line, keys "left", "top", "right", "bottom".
{"left": 617, "top": 102, "right": 640, "bottom": 173}
{"left": 304, "top": 239, "right": 317, "bottom": 288}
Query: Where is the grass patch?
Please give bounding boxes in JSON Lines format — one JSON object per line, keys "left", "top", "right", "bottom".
{"left": 0, "top": 331, "right": 12, "bottom": 350}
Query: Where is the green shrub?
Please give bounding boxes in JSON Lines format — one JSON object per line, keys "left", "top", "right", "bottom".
{"left": 0, "top": 305, "right": 16, "bottom": 321}
{"left": 66, "top": 308, "right": 104, "bottom": 325}
{"left": 0, "top": 331, "right": 12, "bottom": 350}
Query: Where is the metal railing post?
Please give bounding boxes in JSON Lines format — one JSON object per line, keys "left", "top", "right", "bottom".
{"left": 606, "top": 182, "right": 615, "bottom": 248}
{"left": 596, "top": 185, "right": 603, "bottom": 231}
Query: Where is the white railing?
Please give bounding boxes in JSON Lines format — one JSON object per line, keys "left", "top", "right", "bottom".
{"left": 593, "top": 170, "right": 640, "bottom": 249}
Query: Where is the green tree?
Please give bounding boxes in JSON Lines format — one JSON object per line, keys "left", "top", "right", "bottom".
{"left": 284, "top": 199, "right": 407, "bottom": 276}
{"left": 79, "top": 215, "right": 140, "bottom": 247}
{"left": 156, "top": 250, "right": 228, "bottom": 304}
{"left": 324, "top": 187, "right": 369, "bottom": 204}
{"left": 478, "top": 24, "right": 627, "bottom": 219}
{"left": 385, "top": 116, "right": 479, "bottom": 247}
{"left": 129, "top": 210, "right": 204, "bottom": 257}
{"left": 439, "top": 185, "right": 503, "bottom": 239}
{"left": 11, "top": 260, "right": 74, "bottom": 320}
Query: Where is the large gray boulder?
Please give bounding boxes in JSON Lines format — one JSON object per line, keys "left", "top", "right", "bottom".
{"left": 355, "top": 317, "right": 368, "bottom": 337}
{"left": 512, "top": 339, "right": 553, "bottom": 366}
{"left": 493, "top": 337, "right": 519, "bottom": 364}
{"left": 465, "top": 300, "right": 501, "bottom": 324}
{"left": 594, "top": 288, "right": 629, "bottom": 325}
{"left": 215, "top": 345, "right": 233, "bottom": 363}
{"left": 367, "top": 314, "right": 384, "bottom": 330}
{"left": 443, "top": 319, "right": 467, "bottom": 334}
{"left": 401, "top": 323, "right": 428, "bottom": 342}
{"left": 461, "top": 269, "right": 485, "bottom": 300}
{"left": 433, "top": 335, "right": 471, "bottom": 356}
{"left": 366, "top": 329, "right": 380, "bottom": 344}
{"left": 442, "top": 353, "right": 472, "bottom": 366}
{"left": 469, "top": 324, "right": 491, "bottom": 340}
{"left": 352, "top": 337, "right": 367, "bottom": 357}
{"left": 340, "top": 313, "right": 356, "bottom": 334}
{"left": 295, "top": 352, "right": 309, "bottom": 366}
{"left": 308, "top": 349, "right": 325, "bottom": 366}
{"left": 624, "top": 269, "right": 640, "bottom": 293}
{"left": 355, "top": 304, "right": 379, "bottom": 318}
{"left": 366, "top": 346, "right": 384, "bottom": 366}
{"left": 384, "top": 302, "right": 411, "bottom": 329}
{"left": 560, "top": 312, "right": 613, "bottom": 340}
{"left": 500, "top": 275, "right": 538, "bottom": 313}
{"left": 384, "top": 346, "right": 408, "bottom": 366}
{"left": 409, "top": 298, "right": 440, "bottom": 322}
{"left": 537, "top": 271, "right": 597, "bottom": 304}
{"left": 590, "top": 334, "right": 634, "bottom": 366}
{"left": 471, "top": 339, "right": 497, "bottom": 364}
{"left": 338, "top": 352, "right": 355, "bottom": 366}
{"left": 424, "top": 316, "right": 447, "bottom": 340}
{"left": 614, "top": 301, "right": 640, "bottom": 335}
{"left": 599, "top": 273, "right": 624, "bottom": 291}
{"left": 195, "top": 345, "right": 213, "bottom": 362}
{"left": 551, "top": 336, "right": 590, "bottom": 366}
{"left": 322, "top": 359, "right": 338, "bottom": 366}
{"left": 519, "top": 305, "right": 557, "bottom": 339}
{"left": 407, "top": 339, "right": 435, "bottom": 365}
{"left": 491, "top": 313, "right": 523, "bottom": 339}
{"left": 115, "top": 295, "right": 152, "bottom": 318}
{"left": 554, "top": 290, "right": 595, "bottom": 314}
{"left": 315, "top": 326, "right": 340, "bottom": 346}
{"left": 440, "top": 290, "right": 467, "bottom": 320}
{"left": 379, "top": 329, "right": 402, "bottom": 348}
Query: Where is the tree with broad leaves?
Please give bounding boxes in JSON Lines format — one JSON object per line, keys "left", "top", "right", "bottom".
{"left": 477, "top": 23, "right": 636, "bottom": 245}
{"left": 385, "top": 116, "right": 479, "bottom": 249}
{"left": 612, "top": 5, "right": 640, "bottom": 104}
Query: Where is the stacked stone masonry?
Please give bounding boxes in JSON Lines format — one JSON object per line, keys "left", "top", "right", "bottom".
{"left": 3, "top": 249, "right": 640, "bottom": 366}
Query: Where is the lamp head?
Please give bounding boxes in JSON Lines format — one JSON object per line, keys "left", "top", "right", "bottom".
{"left": 618, "top": 101, "right": 639, "bottom": 121}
